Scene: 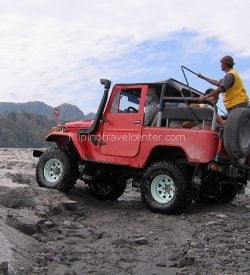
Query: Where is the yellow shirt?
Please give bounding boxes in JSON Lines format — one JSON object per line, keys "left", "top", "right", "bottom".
{"left": 223, "top": 69, "right": 249, "bottom": 110}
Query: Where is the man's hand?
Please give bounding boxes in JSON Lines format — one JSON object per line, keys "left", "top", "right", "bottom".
{"left": 198, "top": 95, "right": 206, "bottom": 102}
{"left": 198, "top": 73, "right": 204, "bottom": 79}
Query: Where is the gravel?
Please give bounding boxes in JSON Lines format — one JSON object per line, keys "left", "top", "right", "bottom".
{"left": 0, "top": 148, "right": 249, "bottom": 275}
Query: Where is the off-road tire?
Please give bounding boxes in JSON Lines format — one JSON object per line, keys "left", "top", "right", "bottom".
{"left": 36, "top": 149, "right": 78, "bottom": 191}
{"left": 224, "top": 108, "right": 250, "bottom": 159}
{"left": 88, "top": 177, "right": 127, "bottom": 201}
{"left": 141, "top": 161, "right": 192, "bottom": 214}
{"left": 216, "top": 185, "right": 238, "bottom": 203}
{"left": 197, "top": 185, "right": 238, "bottom": 203}
{"left": 195, "top": 173, "right": 238, "bottom": 203}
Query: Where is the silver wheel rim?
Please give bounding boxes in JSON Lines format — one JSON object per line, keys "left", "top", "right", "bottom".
{"left": 44, "top": 158, "right": 63, "bottom": 185}
{"left": 151, "top": 174, "right": 176, "bottom": 204}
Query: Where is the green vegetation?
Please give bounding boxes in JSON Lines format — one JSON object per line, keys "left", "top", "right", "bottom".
{"left": 0, "top": 101, "right": 96, "bottom": 148}
{"left": 0, "top": 112, "right": 55, "bottom": 148}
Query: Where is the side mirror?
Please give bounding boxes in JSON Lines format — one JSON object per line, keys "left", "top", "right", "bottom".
{"left": 100, "top": 79, "right": 111, "bottom": 90}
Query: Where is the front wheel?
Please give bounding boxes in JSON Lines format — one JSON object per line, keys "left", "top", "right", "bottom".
{"left": 141, "top": 161, "right": 191, "bottom": 214}
{"left": 36, "top": 149, "right": 78, "bottom": 191}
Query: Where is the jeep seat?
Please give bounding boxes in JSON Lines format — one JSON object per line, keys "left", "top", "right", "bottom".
{"left": 162, "top": 107, "right": 214, "bottom": 128}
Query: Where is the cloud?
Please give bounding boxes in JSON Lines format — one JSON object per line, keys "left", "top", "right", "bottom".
{"left": 0, "top": 0, "right": 249, "bottom": 113}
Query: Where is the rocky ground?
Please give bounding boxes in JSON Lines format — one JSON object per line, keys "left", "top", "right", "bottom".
{"left": 0, "top": 148, "right": 249, "bottom": 275}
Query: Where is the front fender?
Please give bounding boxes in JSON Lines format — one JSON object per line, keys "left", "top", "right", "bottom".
{"left": 46, "top": 131, "right": 72, "bottom": 142}
{"left": 46, "top": 132, "right": 75, "bottom": 149}
{"left": 45, "top": 132, "right": 91, "bottom": 160}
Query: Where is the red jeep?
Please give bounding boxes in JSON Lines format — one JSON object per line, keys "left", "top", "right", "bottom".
{"left": 34, "top": 77, "right": 250, "bottom": 214}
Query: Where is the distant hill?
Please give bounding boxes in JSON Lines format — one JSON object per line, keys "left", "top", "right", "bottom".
{"left": 0, "top": 101, "right": 96, "bottom": 148}
{"left": 0, "top": 101, "right": 52, "bottom": 117}
{"left": 0, "top": 112, "right": 55, "bottom": 148}
{"left": 57, "top": 103, "right": 86, "bottom": 121}
{"left": 84, "top": 112, "right": 96, "bottom": 120}
{"left": 0, "top": 101, "right": 95, "bottom": 121}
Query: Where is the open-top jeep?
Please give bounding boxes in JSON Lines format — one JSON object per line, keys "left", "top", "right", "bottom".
{"left": 34, "top": 72, "right": 250, "bottom": 214}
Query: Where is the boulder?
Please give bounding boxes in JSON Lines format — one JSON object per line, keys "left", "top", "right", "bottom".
{"left": 0, "top": 182, "right": 38, "bottom": 208}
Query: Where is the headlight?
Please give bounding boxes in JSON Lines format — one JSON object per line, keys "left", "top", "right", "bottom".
{"left": 51, "top": 126, "right": 62, "bottom": 132}
{"left": 51, "top": 126, "right": 68, "bottom": 132}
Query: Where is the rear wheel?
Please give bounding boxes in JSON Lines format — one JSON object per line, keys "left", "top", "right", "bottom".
{"left": 88, "top": 176, "right": 127, "bottom": 201}
{"left": 36, "top": 149, "right": 78, "bottom": 191}
{"left": 196, "top": 173, "right": 238, "bottom": 203}
{"left": 141, "top": 161, "right": 192, "bottom": 214}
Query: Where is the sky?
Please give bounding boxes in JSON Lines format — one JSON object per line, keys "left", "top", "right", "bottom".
{"left": 1, "top": 0, "right": 250, "bottom": 114}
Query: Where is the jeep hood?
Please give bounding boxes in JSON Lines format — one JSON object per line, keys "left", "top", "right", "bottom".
{"left": 64, "top": 119, "right": 93, "bottom": 129}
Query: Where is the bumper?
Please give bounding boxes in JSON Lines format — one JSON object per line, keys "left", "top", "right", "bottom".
{"left": 33, "top": 150, "right": 44, "bottom": 158}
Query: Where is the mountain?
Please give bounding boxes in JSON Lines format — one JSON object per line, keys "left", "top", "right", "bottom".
{"left": 0, "top": 112, "right": 55, "bottom": 148}
{"left": 0, "top": 101, "right": 52, "bottom": 117}
{"left": 84, "top": 112, "right": 96, "bottom": 120}
{"left": 57, "top": 103, "right": 85, "bottom": 121}
{"left": 0, "top": 101, "right": 96, "bottom": 148}
{"left": 0, "top": 101, "right": 95, "bottom": 121}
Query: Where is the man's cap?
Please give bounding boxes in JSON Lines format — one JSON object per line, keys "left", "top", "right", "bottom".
{"left": 220, "top": 55, "right": 235, "bottom": 65}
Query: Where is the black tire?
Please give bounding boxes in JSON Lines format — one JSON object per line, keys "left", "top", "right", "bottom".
{"left": 197, "top": 185, "right": 237, "bottom": 203}
{"left": 36, "top": 149, "right": 78, "bottom": 191}
{"left": 216, "top": 185, "right": 238, "bottom": 203}
{"left": 195, "top": 173, "right": 238, "bottom": 203}
{"left": 141, "top": 161, "right": 192, "bottom": 214}
{"left": 88, "top": 177, "right": 126, "bottom": 201}
{"left": 224, "top": 108, "right": 250, "bottom": 159}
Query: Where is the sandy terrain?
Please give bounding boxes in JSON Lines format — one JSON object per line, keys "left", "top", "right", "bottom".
{"left": 0, "top": 148, "right": 249, "bottom": 275}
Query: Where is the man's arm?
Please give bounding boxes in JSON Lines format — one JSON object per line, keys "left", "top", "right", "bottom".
{"left": 200, "top": 86, "right": 225, "bottom": 101}
{"left": 198, "top": 73, "right": 221, "bottom": 86}
{"left": 216, "top": 113, "right": 225, "bottom": 127}
{"left": 200, "top": 73, "right": 234, "bottom": 101}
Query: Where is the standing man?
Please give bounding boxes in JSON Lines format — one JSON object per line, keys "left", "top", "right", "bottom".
{"left": 198, "top": 55, "right": 249, "bottom": 113}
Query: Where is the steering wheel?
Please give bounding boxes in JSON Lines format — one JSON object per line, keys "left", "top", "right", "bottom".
{"left": 127, "top": 106, "right": 137, "bottom": 113}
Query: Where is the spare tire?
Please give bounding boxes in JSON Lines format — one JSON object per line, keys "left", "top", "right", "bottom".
{"left": 223, "top": 108, "right": 250, "bottom": 159}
